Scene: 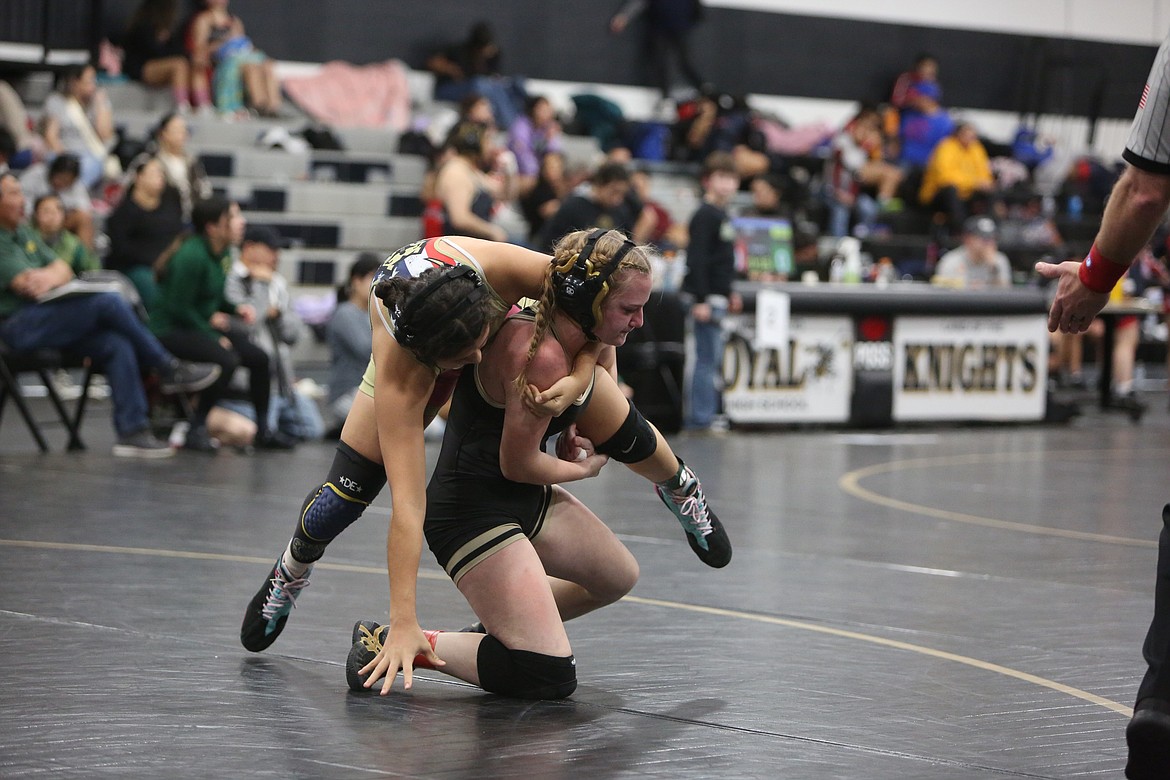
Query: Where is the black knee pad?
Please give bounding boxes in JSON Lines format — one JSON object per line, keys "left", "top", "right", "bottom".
{"left": 595, "top": 401, "right": 657, "bottom": 463}
{"left": 292, "top": 442, "right": 386, "bottom": 561}
{"left": 476, "top": 634, "right": 577, "bottom": 700}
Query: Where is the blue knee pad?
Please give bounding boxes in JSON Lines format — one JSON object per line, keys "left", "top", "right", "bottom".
{"left": 594, "top": 401, "right": 657, "bottom": 463}
{"left": 291, "top": 442, "right": 385, "bottom": 562}
{"left": 476, "top": 634, "right": 577, "bottom": 700}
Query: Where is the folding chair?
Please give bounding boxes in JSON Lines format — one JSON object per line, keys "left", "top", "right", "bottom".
{"left": 0, "top": 337, "right": 87, "bottom": 452}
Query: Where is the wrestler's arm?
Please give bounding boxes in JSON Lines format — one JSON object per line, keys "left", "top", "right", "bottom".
{"left": 361, "top": 325, "right": 445, "bottom": 693}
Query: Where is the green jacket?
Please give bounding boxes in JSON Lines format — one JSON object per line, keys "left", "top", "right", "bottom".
{"left": 150, "top": 235, "right": 235, "bottom": 338}
{"left": 39, "top": 229, "right": 97, "bottom": 276}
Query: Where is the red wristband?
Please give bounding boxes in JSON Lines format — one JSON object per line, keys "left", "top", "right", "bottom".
{"left": 1078, "top": 244, "right": 1128, "bottom": 293}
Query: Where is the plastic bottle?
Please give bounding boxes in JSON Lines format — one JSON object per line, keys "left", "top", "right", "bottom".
{"left": 839, "top": 236, "right": 863, "bottom": 284}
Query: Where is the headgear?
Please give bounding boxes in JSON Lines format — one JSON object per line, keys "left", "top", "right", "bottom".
{"left": 389, "top": 264, "right": 487, "bottom": 350}
{"left": 551, "top": 229, "right": 637, "bottom": 341}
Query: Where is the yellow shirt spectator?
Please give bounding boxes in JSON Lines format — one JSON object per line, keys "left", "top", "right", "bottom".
{"left": 919, "top": 124, "right": 993, "bottom": 204}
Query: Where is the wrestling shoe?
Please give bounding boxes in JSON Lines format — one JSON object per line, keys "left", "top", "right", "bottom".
{"left": 346, "top": 620, "right": 443, "bottom": 691}
{"left": 1126, "top": 698, "right": 1170, "bottom": 779}
{"left": 347, "top": 620, "right": 387, "bottom": 691}
{"left": 240, "top": 560, "right": 312, "bottom": 652}
{"left": 655, "top": 463, "right": 732, "bottom": 568}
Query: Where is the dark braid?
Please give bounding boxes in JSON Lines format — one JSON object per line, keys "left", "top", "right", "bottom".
{"left": 375, "top": 267, "right": 497, "bottom": 366}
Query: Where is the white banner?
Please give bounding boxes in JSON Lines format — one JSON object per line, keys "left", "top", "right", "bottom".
{"left": 892, "top": 315, "right": 1049, "bottom": 421}
{"left": 723, "top": 315, "right": 854, "bottom": 423}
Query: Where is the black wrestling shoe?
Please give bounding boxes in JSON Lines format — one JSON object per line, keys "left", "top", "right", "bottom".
{"left": 1126, "top": 698, "right": 1170, "bottom": 779}
{"left": 655, "top": 463, "right": 732, "bottom": 568}
{"left": 347, "top": 620, "right": 387, "bottom": 691}
{"left": 458, "top": 621, "right": 486, "bottom": 634}
{"left": 239, "top": 560, "right": 312, "bottom": 652}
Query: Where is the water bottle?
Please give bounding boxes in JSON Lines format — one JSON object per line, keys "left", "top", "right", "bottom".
{"left": 1067, "top": 195, "right": 1083, "bottom": 221}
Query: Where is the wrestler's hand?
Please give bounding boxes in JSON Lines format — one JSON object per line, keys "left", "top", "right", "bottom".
{"left": 522, "top": 378, "right": 578, "bottom": 417}
{"left": 578, "top": 452, "right": 610, "bottom": 479}
{"left": 360, "top": 620, "right": 445, "bottom": 694}
{"left": 555, "top": 424, "right": 595, "bottom": 462}
{"left": 1035, "top": 260, "right": 1111, "bottom": 334}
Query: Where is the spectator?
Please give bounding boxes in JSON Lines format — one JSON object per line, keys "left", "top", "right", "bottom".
{"left": 891, "top": 53, "right": 954, "bottom": 168}
{"left": 325, "top": 252, "right": 380, "bottom": 436}
{"left": 508, "top": 95, "right": 563, "bottom": 197}
{"left": 104, "top": 157, "right": 184, "bottom": 310}
{"left": 537, "top": 161, "right": 639, "bottom": 250}
{"left": 189, "top": 0, "right": 282, "bottom": 116}
{"left": 121, "top": 0, "right": 209, "bottom": 112}
{"left": 0, "top": 172, "right": 218, "bottom": 457}
{"left": 683, "top": 151, "right": 741, "bottom": 431}
{"left": 426, "top": 21, "right": 527, "bottom": 129}
{"left": 19, "top": 154, "right": 96, "bottom": 252}
{"left": 826, "top": 106, "right": 904, "bottom": 238}
{"left": 610, "top": 0, "right": 707, "bottom": 105}
{"left": 429, "top": 121, "right": 507, "bottom": 241}
{"left": 31, "top": 194, "right": 95, "bottom": 276}
{"left": 519, "top": 150, "right": 569, "bottom": 243}
{"left": 128, "top": 113, "right": 211, "bottom": 222}
{"left": 631, "top": 168, "right": 683, "bottom": 248}
{"left": 931, "top": 216, "right": 1012, "bottom": 289}
{"left": 0, "top": 81, "right": 39, "bottom": 169}
{"left": 222, "top": 225, "right": 321, "bottom": 443}
{"left": 150, "top": 196, "right": 289, "bottom": 452}
{"left": 919, "top": 122, "right": 995, "bottom": 235}
{"left": 40, "top": 64, "right": 119, "bottom": 190}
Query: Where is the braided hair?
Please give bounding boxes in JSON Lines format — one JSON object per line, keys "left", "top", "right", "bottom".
{"left": 374, "top": 265, "right": 497, "bottom": 367}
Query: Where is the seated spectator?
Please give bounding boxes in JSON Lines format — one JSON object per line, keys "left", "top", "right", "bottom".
{"left": 150, "top": 196, "right": 289, "bottom": 452}
{"left": 919, "top": 122, "right": 995, "bottom": 235}
{"left": 189, "top": 0, "right": 282, "bottom": 116}
{"left": 426, "top": 20, "right": 526, "bottom": 129}
{"left": 121, "top": 0, "right": 209, "bottom": 112}
{"left": 31, "top": 194, "right": 96, "bottom": 276}
{"left": 105, "top": 157, "right": 184, "bottom": 310}
{"left": 891, "top": 53, "right": 954, "bottom": 169}
{"left": 931, "top": 216, "right": 1012, "bottom": 289}
{"left": 631, "top": 168, "right": 685, "bottom": 249}
{"left": 508, "top": 95, "right": 563, "bottom": 197}
{"left": 0, "top": 81, "right": 39, "bottom": 170}
{"left": 324, "top": 252, "right": 379, "bottom": 436}
{"left": 519, "top": 150, "right": 568, "bottom": 243}
{"left": 537, "top": 161, "right": 638, "bottom": 250}
{"left": 19, "top": 155, "right": 95, "bottom": 252}
{"left": 222, "top": 225, "right": 321, "bottom": 443}
{"left": 672, "top": 90, "right": 770, "bottom": 178}
{"left": 128, "top": 113, "right": 211, "bottom": 222}
{"left": 429, "top": 121, "right": 507, "bottom": 241}
{"left": 0, "top": 172, "right": 218, "bottom": 457}
{"left": 826, "top": 107, "right": 904, "bottom": 238}
{"left": 39, "top": 64, "right": 120, "bottom": 190}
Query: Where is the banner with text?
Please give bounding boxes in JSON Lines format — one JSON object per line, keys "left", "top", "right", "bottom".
{"left": 892, "top": 315, "right": 1048, "bottom": 421}
{"left": 723, "top": 315, "right": 854, "bottom": 423}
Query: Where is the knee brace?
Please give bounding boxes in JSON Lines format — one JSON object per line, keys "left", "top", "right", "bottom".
{"left": 291, "top": 442, "right": 387, "bottom": 562}
{"left": 594, "top": 401, "right": 657, "bottom": 463}
{"left": 476, "top": 634, "right": 577, "bottom": 700}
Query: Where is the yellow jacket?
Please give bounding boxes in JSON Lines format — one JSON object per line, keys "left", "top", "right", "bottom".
{"left": 919, "top": 137, "right": 993, "bottom": 203}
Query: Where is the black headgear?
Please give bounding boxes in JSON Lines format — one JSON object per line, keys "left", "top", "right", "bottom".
{"left": 551, "top": 229, "right": 637, "bottom": 341}
{"left": 389, "top": 264, "right": 487, "bottom": 351}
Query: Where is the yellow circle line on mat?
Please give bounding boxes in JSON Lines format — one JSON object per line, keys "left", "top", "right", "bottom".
{"left": 838, "top": 452, "right": 1157, "bottom": 548}
{"left": 0, "top": 537, "right": 1132, "bottom": 718}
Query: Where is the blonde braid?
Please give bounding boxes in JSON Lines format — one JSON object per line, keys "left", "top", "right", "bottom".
{"left": 512, "top": 265, "right": 558, "bottom": 394}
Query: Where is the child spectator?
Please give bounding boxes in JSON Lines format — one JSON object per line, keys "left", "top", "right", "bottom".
{"left": 222, "top": 225, "right": 322, "bottom": 443}
{"left": 826, "top": 106, "right": 904, "bottom": 237}
{"left": 31, "top": 194, "right": 96, "bottom": 276}
{"left": 683, "top": 151, "right": 741, "bottom": 431}
{"left": 19, "top": 154, "right": 95, "bottom": 252}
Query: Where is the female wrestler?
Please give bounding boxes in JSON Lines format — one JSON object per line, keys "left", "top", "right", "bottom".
{"left": 349, "top": 229, "right": 730, "bottom": 698}
{"left": 240, "top": 236, "right": 602, "bottom": 667}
